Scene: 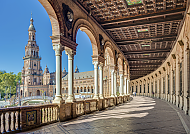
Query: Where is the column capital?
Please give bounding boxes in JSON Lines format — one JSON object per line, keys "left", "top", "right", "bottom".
{"left": 92, "top": 60, "right": 99, "bottom": 66}
{"left": 98, "top": 62, "right": 104, "bottom": 68}
{"left": 53, "top": 44, "right": 63, "bottom": 56}
{"left": 65, "top": 47, "right": 76, "bottom": 60}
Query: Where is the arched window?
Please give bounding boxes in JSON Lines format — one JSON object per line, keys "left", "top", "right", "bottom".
{"left": 33, "top": 35, "right": 35, "bottom": 40}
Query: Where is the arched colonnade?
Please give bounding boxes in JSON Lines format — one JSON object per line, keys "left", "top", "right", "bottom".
{"left": 130, "top": 6, "right": 190, "bottom": 115}
{"left": 38, "top": 0, "right": 130, "bottom": 103}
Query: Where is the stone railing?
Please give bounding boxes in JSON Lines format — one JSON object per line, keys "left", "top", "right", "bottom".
{"left": 0, "top": 95, "right": 130, "bottom": 133}
{"left": 21, "top": 96, "right": 53, "bottom": 101}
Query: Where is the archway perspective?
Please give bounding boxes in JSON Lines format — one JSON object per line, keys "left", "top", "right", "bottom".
{"left": 1, "top": 0, "right": 190, "bottom": 133}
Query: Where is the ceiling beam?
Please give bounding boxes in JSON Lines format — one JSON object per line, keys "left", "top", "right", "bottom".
{"left": 105, "top": 18, "right": 182, "bottom": 30}
{"left": 124, "top": 49, "right": 170, "bottom": 55}
{"left": 116, "top": 34, "right": 176, "bottom": 44}
{"left": 101, "top": 9, "right": 185, "bottom": 26}
{"left": 127, "top": 57, "right": 166, "bottom": 61}
{"left": 129, "top": 62, "right": 162, "bottom": 65}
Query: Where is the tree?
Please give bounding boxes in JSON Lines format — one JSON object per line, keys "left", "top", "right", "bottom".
{"left": 0, "top": 71, "right": 21, "bottom": 99}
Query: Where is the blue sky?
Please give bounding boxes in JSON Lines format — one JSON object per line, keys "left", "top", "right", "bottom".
{"left": 0, "top": 0, "right": 93, "bottom": 74}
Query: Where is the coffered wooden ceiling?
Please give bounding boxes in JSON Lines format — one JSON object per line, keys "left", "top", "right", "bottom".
{"left": 77, "top": 0, "right": 187, "bottom": 80}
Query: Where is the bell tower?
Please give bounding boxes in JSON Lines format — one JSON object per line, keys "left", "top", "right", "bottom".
{"left": 22, "top": 14, "right": 43, "bottom": 86}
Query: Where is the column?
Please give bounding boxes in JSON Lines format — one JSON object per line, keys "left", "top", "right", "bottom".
{"left": 111, "top": 69, "right": 115, "bottom": 97}
{"left": 114, "top": 71, "right": 117, "bottom": 97}
{"left": 65, "top": 49, "right": 75, "bottom": 103}
{"left": 53, "top": 44, "right": 63, "bottom": 103}
{"left": 124, "top": 76, "right": 127, "bottom": 95}
{"left": 99, "top": 63, "right": 104, "bottom": 99}
{"left": 176, "top": 55, "right": 180, "bottom": 107}
{"left": 93, "top": 61, "right": 99, "bottom": 99}
{"left": 127, "top": 79, "right": 129, "bottom": 95}
{"left": 184, "top": 48, "right": 190, "bottom": 114}
{"left": 119, "top": 73, "right": 124, "bottom": 96}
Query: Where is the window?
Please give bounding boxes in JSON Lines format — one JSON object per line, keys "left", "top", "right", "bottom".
{"left": 180, "top": 63, "right": 182, "bottom": 96}
{"left": 173, "top": 70, "right": 175, "bottom": 94}
{"left": 34, "top": 78, "right": 36, "bottom": 82}
{"left": 163, "top": 77, "right": 165, "bottom": 94}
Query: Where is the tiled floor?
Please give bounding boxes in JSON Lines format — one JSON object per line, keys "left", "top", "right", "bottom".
{"left": 20, "top": 96, "right": 190, "bottom": 134}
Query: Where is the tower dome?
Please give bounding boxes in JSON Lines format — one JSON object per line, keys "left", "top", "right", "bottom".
{"left": 28, "top": 13, "right": 35, "bottom": 31}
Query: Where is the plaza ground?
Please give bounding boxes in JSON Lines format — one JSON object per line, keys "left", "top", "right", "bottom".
{"left": 22, "top": 96, "right": 190, "bottom": 134}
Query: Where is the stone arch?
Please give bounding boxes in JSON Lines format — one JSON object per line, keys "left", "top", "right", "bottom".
{"left": 38, "top": 0, "right": 65, "bottom": 36}
{"left": 117, "top": 57, "right": 123, "bottom": 72}
{"left": 104, "top": 41, "right": 115, "bottom": 66}
{"left": 72, "top": 19, "right": 99, "bottom": 56}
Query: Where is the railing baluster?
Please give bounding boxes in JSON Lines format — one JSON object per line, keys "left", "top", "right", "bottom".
{"left": 17, "top": 110, "right": 20, "bottom": 131}
{"left": 43, "top": 107, "right": 45, "bottom": 123}
{"left": 2, "top": 112, "right": 6, "bottom": 133}
{"left": 7, "top": 111, "right": 11, "bottom": 132}
{"left": 49, "top": 107, "right": 51, "bottom": 122}
{"left": 46, "top": 107, "right": 48, "bottom": 123}
{"left": 12, "top": 111, "right": 16, "bottom": 131}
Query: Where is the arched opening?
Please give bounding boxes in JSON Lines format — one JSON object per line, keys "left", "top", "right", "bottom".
{"left": 103, "top": 45, "right": 115, "bottom": 97}
{"left": 37, "top": 90, "right": 40, "bottom": 96}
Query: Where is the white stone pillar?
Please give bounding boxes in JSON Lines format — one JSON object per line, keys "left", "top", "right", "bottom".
{"left": 93, "top": 61, "right": 99, "bottom": 99}
{"left": 53, "top": 44, "right": 63, "bottom": 103}
{"left": 65, "top": 49, "right": 75, "bottom": 103}
{"left": 176, "top": 55, "right": 180, "bottom": 107}
{"left": 111, "top": 69, "right": 115, "bottom": 97}
{"left": 184, "top": 48, "right": 190, "bottom": 114}
{"left": 99, "top": 63, "right": 104, "bottom": 99}
{"left": 119, "top": 73, "right": 124, "bottom": 96}
{"left": 114, "top": 71, "right": 117, "bottom": 97}
{"left": 127, "top": 79, "right": 129, "bottom": 95}
{"left": 124, "top": 76, "right": 127, "bottom": 95}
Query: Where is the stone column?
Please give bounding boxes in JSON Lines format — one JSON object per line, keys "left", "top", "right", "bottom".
{"left": 184, "top": 48, "right": 190, "bottom": 114}
{"left": 99, "top": 63, "right": 104, "bottom": 99}
{"left": 93, "top": 61, "right": 99, "bottom": 99}
{"left": 170, "top": 67, "right": 173, "bottom": 103}
{"left": 176, "top": 55, "right": 180, "bottom": 107}
{"left": 119, "top": 73, "right": 124, "bottom": 96}
{"left": 166, "top": 70, "right": 168, "bottom": 101}
{"left": 127, "top": 79, "right": 130, "bottom": 95}
{"left": 65, "top": 49, "right": 75, "bottom": 103}
{"left": 124, "top": 76, "right": 127, "bottom": 95}
{"left": 114, "top": 71, "right": 117, "bottom": 97}
{"left": 53, "top": 44, "right": 63, "bottom": 103}
{"left": 111, "top": 69, "right": 115, "bottom": 97}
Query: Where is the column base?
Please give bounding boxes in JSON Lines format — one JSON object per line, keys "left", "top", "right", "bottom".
{"left": 52, "top": 100, "right": 65, "bottom": 104}
{"left": 93, "top": 94, "right": 99, "bottom": 100}
{"left": 119, "top": 93, "right": 124, "bottom": 96}
{"left": 111, "top": 94, "right": 115, "bottom": 97}
{"left": 99, "top": 94, "right": 104, "bottom": 99}
{"left": 65, "top": 95, "right": 75, "bottom": 103}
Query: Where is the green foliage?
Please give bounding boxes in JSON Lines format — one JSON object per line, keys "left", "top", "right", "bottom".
{"left": 0, "top": 71, "right": 21, "bottom": 98}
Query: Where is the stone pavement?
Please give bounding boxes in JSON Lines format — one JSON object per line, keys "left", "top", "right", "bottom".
{"left": 20, "top": 96, "right": 190, "bottom": 134}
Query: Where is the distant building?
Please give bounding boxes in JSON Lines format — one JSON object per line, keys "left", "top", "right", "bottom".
{"left": 17, "top": 16, "right": 97, "bottom": 99}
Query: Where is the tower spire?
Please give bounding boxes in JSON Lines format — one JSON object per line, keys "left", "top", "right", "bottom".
{"left": 28, "top": 12, "right": 35, "bottom": 31}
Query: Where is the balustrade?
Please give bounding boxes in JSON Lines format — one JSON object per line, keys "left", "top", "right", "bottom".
{"left": 0, "top": 95, "right": 130, "bottom": 133}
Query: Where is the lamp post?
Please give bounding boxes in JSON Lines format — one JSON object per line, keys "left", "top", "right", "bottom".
{"left": 5, "top": 86, "right": 7, "bottom": 102}
{"left": 23, "top": 81, "right": 24, "bottom": 98}
{"left": 10, "top": 86, "right": 11, "bottom": 99}
{"left": 18, "top": 80, "right": 21, "bottom": 106}
{"left": 53, "top": 80, "right": 55, "bottom": 99}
